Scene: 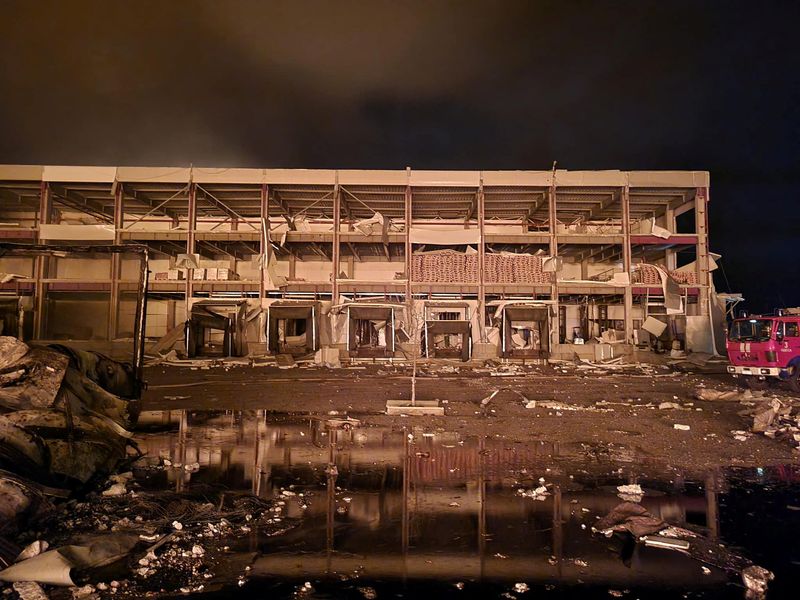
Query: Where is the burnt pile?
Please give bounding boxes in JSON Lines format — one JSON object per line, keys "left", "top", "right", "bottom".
{"left": 0, "top": 336, "right": 139, "bottom": 557}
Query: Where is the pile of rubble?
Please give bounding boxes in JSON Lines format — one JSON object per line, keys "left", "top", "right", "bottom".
{"left": 1, "top": 336, "right": 139, "bottom": 537}
{"left": 2, "top": 468, "right": 298, "bottom": 598}
{"left": 592, "top": 490, "right": 774, "bottom": 597}
{"left": 695, "top": 387, "right": 800, "bottom": 450}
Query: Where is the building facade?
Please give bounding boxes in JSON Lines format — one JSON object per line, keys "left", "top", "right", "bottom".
{"left": 0, "top": 165, "right": 719, "bottom": 360}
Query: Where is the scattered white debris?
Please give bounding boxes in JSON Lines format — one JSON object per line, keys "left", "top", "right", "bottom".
{"left": 513, "top": 583, "right": 529, "bottom": 593}
{"left": 71, "top": 585, "right": 96, "bottom": 599}
{"left": 358, "top": 586, "right": 377, "bottom": 599}
{"left": 172, "top": 520, "right": 184, "bottom": 531}
{"left": 701, "top": 566, "right": 711, "bottom": 575}
{"left": 659, "top": 402, "right": 681, "bottom": 410}
{"left": 741, "top": 565, "right": 774, "bottom": 595}
{"left": 16, "top": 540, "right": 48, "bottom": 561}
{"left": 616, "top": 484, "right": 643, "bottom": 496}
{"left": 673, "top": 424, "right": 691, "bottom": 431}
{"left": 102, "top": 482, "right": 128, "bottom": 497}
{"left": 12, "top": 582, "right": 48, "bottom": 600}
{"left": 517, "top": 486, "right": 549, "bottom": 500}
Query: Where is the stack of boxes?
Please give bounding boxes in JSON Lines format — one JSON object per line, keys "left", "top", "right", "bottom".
{"left": 411, "top": 252, "right": 548, "bottom": 284}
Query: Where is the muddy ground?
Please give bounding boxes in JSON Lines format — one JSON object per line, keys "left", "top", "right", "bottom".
{"left": 142, "top": 361, "right": 800, "bottom": 472}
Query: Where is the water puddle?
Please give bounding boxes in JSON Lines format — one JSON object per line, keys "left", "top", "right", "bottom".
{"left": 131, "top": 410, "right": 800, "bottom": 599}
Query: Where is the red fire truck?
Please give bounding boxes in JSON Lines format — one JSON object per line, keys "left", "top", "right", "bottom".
{"left": 726, "top": 311, "right": 800, "bottom": 391}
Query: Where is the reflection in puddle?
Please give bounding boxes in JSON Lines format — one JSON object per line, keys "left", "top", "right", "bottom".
{"left": 134, "top": 411, "right": 799, "bottom": 598}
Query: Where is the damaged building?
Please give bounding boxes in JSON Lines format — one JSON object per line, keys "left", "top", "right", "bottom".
{"left": 0, "top": 165, "right": 724, "bottom": 361}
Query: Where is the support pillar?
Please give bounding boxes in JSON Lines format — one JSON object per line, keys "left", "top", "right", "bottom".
{"left": 33, "top": 181, "right": 52, "bottom": 339}
{"left": 259, "top": 183, "right": 269, "bottom": 344}
{"left": 404, "top": 169, "right": 412, "bottom": 312}
{"left": 185, "top": 183, "right": 197, "bottom": 319}
{"left": 664, "top": 205, "right": 677, "bottom": 271}
{"left": 259, "top": 184, "right": 268, "bottom": 303}
{"left": 621, "top": 185, "right": 633, "bottom": 344}
{"left": 109, "top": 183, "right": 124, "bottom": 340}
{"left": 477, "top": 176, "right": 486, "bottom": 342}
{"left": 332, "top": 179, "right": 341, "bottom": 302}
{"left": 696, "top": 187, "right": 711, "bottom": 316}
{"left": 548, "top": 178, "right": 559, "bottom": 345}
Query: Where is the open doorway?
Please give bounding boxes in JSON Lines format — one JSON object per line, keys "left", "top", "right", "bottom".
{"left": 423, "top": 302, "right": 471, "bottom": 361}
{"left": 347, "top": 304, "right": 398, "bottom": 358}
{"left": 267, "top": 301, "right": 319, "bottom": 356}
{"left": 498, "top": 303, "right": 550, "bottom": 359}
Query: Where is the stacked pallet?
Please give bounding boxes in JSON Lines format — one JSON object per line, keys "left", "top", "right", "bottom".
{"left": 669, "top": 270, "right": 697, "bottom": 285}
{"left": 631, "top": 264, "right": 663, "bottom": 285}
{"left": 411, "top": 251, "right": 473, "bottom": 283}
{"left": 632, "top": 264, "right": 695, "bottom": 286}
{"left": 411, "top": 251, "right": 548, "bottom": 284}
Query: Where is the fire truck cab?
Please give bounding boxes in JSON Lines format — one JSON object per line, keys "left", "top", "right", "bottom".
{"left": 726, "top": 312, "right": 800, "bottom": 391}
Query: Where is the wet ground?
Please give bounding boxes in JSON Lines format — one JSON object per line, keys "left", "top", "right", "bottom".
{"left": 124, "top": 408, "right": 800, "bottom": 599}
{"left": 7, "top": 363, "right": 798, "bottom": 599}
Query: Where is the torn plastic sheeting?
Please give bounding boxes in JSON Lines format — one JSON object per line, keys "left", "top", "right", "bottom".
{"left": 0, "top": 346, "right": 69, "bottom": 411}
{"left": 0, "top": 533, "right": 139, "bottom": 586}
{"left": 353, "top": 212, "right": 385, "bottom": 237}
{"left": 694, "top": 388, "right": 750, "bottom": 402}
{"left": 0, "top": 337, "right": 28, "bottom": 370}
{"left": 593, "top": 502, "right": 666, "bottom": 538}
{"left": 0, "top": 417, "right": 49, "bottom": 477}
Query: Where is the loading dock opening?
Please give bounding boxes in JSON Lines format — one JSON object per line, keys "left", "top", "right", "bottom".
{"left": 423, "top": 302, "right": 471, "bottom": 361}
{"left": 498, "top": 303, "right": 550, "bottom": 359}
{"left": 185, "top": 300, "right": 248, "bottom": 358}
{"left": 266, "top": 301, "right": 320, "bottom": 356}
{"left": 346, "top": 304, "right": 399, "bottom": 358}
{"left": 0, "top": 297, "right": 23, "bottom": 339}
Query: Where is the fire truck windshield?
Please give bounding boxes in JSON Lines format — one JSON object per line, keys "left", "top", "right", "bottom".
{"left": 728, "top": 319, "right": 773, "bottom": 342}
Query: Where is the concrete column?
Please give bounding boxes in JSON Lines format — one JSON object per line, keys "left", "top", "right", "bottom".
{"left": 259, "top": 183, "right": 269, "bottom": 344}
{"left": 332, "top": 179, "right": 341, "bottom": 302}
{"left": 621, "top": 185, "right": 633, "bottom": 343}
{"left": 109, "top": 182, "right": 124, "bottom": 340}
{"left": 695, "top": 187, "right": 711, "bottom": 316}
{"left": 185, "top": 182, "right": 197, "bottom": 317}
{"left": 664, "top": 205, "right": 677, "bottom": 270}
{"left": 477, "top": 177, "right": 486, "bottom": 342}
{"left": 548, "top": 181, "right": 559, "bottom": 345}
{"left": 259, "top": 184, "right": 268, "bottom": 303}
{"left": 404, "top": 170, "right": 412, "bottom": 310}
{"left": 33, "top": 181, "right": 52, "bottom": 339}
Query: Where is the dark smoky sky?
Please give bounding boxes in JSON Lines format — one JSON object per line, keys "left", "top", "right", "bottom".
{"left": 1, "top": 0, "right": 798, "bottom": 311}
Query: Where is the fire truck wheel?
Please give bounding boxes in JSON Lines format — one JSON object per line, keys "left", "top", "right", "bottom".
{"left": 788, "top": 363, "right": 800, "bottom": 393}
